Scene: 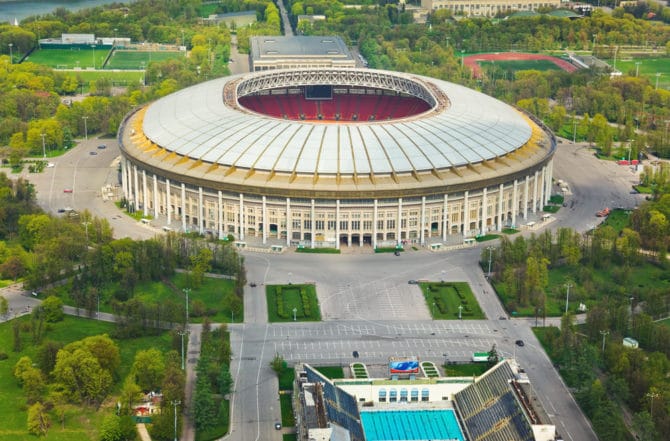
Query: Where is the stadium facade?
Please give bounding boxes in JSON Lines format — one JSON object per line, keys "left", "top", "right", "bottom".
{"left": 118, "top": 68, "right": 555, "bottom": 249}
{"left": 420, "top": 0, "right": 561, "bottom": 17}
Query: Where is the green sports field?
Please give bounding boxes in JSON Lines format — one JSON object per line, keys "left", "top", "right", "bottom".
{"left": 609, "top": 57, "right": 670, "bottom": 89}
{"left": 479, "top": 59, "right": 563, "bottom": 73}
{"left": 25, "top": 47, "right": 109, "bottom": 69}
{"left": 105, "top": 50, "right": 185, "bottom": 70}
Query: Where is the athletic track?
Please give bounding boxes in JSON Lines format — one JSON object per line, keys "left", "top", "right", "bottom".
{"left": 463, "top": 52, "right": 579, "bottom": 77}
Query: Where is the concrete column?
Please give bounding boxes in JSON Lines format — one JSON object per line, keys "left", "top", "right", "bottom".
{"left": 442, "top": 194, "right": 449, "bottom": 241}
{"left": 481, "top": 187, "right": 488, "bottom": 234}
{"left": 420, "top": 196, "right": 426, "bottom": 245}
{"left": 373, "top": 199, "right": 378, "bottom": 249}
{"left": 133, "top": 165, "right": 139, "bottom": 208}
{"left": 545, "top": 162, "right": 553, "bottom": 205}
{"left": 397, "top": 198, "right": 402, "bottom": 245}
{"left": 239, "top": 193, "right": 244, "bottom": 241}
{"left": 142, "top": 170, "right": 148, "bottom": 216}
{"left": 121, "top": 159, "right": 128, "bottom": 198}
{"left": 539, "top": 167, "right": 546, "bottom": 210}
{"left": 218, "top": 191, "right": 223, "bottom": 239}
{"left": 463, "top": 191, "right": 469, "bottom": 236}
{"left": 286, "top": 198, "right": 291, "bottom": 247}
{"left": 497, "top": 183, "right": 504, "bottom": 231}
{"left": 262, "top": 195, "right": 267, "bottom": 245}
{"left": 198, "top": 186, "right": 204, "bottom": 233}
{"left": 335, "top": 200, "right": 340, "bottom": 250}
{"left": 166, "top": 178, "right": 171, "bottom": 225}
{"left": 523, "top": 176, "right": 529, "bottom": 219}
{"left": 512, "top": 179, "right": 518, "bottom": 226}
{"left": 532, "top": 171, "right": 539, "bottom": 213}
{"left": 153, "top": 174, "right": 159, "bottom": 218}
{"left": 310, "top": 199, "right": 315, "bottom": 249}
{"left": 181, "top": 183, "right": 186, "bottom": 231}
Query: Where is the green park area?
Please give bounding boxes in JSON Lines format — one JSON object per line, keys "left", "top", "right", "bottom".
{"left": 105, "top": 50, "right": 185, "bottom": 70}
{"left": 420, "top": 282, "right": 484, "bottom": 320}
{"left": 53, "top": 271, "right": 242, "bottom": 324}
{"left": 72, "top": 70, "right": 145, "bottom": 87}
{"left": 266, "top": 284, "right": 321, "bottom": 322}
{"left": 0, "top": 315, "right": 172, "bottom": 441}
{"left": 313, "top": 366, "right": 345, "bottom": 379}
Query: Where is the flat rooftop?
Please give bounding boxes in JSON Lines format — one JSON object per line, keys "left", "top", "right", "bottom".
{"left": 250, "top": 35, "right": 353, "bottom": 60}
{"left": 360, "top": 409, "right": 465, "bottom": 441}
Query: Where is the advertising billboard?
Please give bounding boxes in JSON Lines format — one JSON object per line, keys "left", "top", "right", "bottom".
{"left": 389, "top": 357, "right": 419, "bottom": 374}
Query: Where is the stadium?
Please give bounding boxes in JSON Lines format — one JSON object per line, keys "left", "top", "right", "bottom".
{"left": 118, "top": 68, "right": 555, "bottom": 249}
{"left": 298, "top": 360, "right": 557, "bottom": 441}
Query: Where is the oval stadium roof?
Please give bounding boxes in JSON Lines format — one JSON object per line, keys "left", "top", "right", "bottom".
{"left": 142, "top": 69, "right": 532, "bottom": 177}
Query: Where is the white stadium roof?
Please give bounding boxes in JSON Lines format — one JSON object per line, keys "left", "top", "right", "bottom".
{"left": 142, "top": 69, "right": 532, "bottom": 177}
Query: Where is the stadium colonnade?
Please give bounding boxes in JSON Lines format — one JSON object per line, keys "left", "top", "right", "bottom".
{"left": 118, "top": 68, "right": 556, "bottom": 249}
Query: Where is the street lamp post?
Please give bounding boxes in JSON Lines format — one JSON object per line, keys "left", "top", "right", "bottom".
{"left": 600, "top": 330, "right": 609, "bottom": 354}
{"left": 441, "top": 270, "right": 445, "bottom": 283}
{"left": 292, "top": 307, "right": 297, "bottom": 321}
{"left": 41, "top": 133, "right": 46, "bottom": 158}
{"left": 82, "top": 116, "right": 89, "bottom": 140}
{"left": 181, "top": 29, "right": 185, "bottom": 47}
{"left": 91, "top": 45, "right": 96, "bottom": 69}
{"left": 8, "top": 43, "right": 12, "bottom": 64}
{"left": 486, "top": 246, "right": 494, "bottom": 279}
{"left": 182, "top": 288, "right": 191, "bottom": 326}
{"left": 171, "top": 400, "right": 181, "bottom": 441}
{"left": 178, "top": 329, "right": 188, "bottom": 370}
{"left": 564, "top": 283, "right": 573, "bottom": 315}
{"left": 635, "top": 61, "right": 641, "bottom": 77}
{"left": 458, "top": 305, "right": 463, "bottom": 320}
{"left": 432, "top": 302, "right": 436, "bottom": 319}
{"left": 573, "top": 118, "right": 577, "bottom": 143}
{"left": 288, "top": 272, "right": 292, "bottom": 285}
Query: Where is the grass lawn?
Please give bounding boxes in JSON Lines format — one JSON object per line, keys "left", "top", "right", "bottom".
{"left": 54, "top": 272, "right": 240, "bottom": 324}
{"left": 279, "top": 394, "right": 295, "bottom": 427}
{"left": 442, "top": 363, "right": 490, "bottom": 377}
{"left": 313, "top": 366, "right": 345, "bottom": 379}
{"left": 502, "top": 228, "right": 520, "bottom": 235}
{"left": 296, "top": 247, "right": 340, "bottom": 254}
{"left": 278, "top": 367, "right": 295, "bottom": 391}
{"left": 266, "top": 284, "right": 320, "bottom": 322}
{"left": 106, "top": 50, "right": 184, "bottom": 70}
{"left": 599, "top": 208, "right": 633, "bottom": 233}
{"left": 283, "top": 435, "right": 298, "bottom": 441}
{"left": 421, "top": 282, "right": 485, "bottom": 320}
{"left": 475, "top": 234, "right": 500, "bottom": 242}
{"left": 0, "top": 315, "right": 172, "bottom": 441}
{"left": 607, "top": 57, "right": 670, "bottom": 89}
{"left": 25, "top": 47, "right": 111, "bottom": 69}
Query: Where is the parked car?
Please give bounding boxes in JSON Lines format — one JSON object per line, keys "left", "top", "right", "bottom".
{"left": 97, "top": 144, "right": 106, "bottom": 149}
{"left": 89, "top": 151, "right": 98, "bottom": 155}
{"left": 63, "top": 188, "right": 73, "bottom": 193}
{"left": 515, "top": 340, "right": 525, "bottom": 347}
{"left": 274, "top": 422, "right": 282, "bottom": 430}
{"left": 408, "top": 280, "right": 418, "bottom": 285}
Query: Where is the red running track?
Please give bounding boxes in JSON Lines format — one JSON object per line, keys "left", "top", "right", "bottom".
{"left": 463, "top": 52, "right": 579, "bottom": 77}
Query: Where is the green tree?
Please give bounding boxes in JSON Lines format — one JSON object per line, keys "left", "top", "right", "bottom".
{"left": 132, "top": 348, "right": 166, "bottom": 391}
{"left": 218, "top": 364, "right": 233, "bottom": 395}
{"left": 52, "top": 347, "right": 113, "bottom": 406}
{"left": 99, "top": 414, "right": 123, "bottom": 441}
{"left": 27, "top": 402, "right": 49, "bottom": 436}
{"left": 189, "top": 247, "right": 212, "bottom": 288}
{"left": 120, "top": 375, "right": 142, "bottom": 414}
{"left": 270, "top": 352, "right": 285, "bottom": 376}
{"left": 41, "top": 296, "right": 64, "bottom": 322}
{"left": 0, "top": 295, "right": 8, "bottom": 317}
{"left": 193, "top": 375, "right": 216, "bottom": 430}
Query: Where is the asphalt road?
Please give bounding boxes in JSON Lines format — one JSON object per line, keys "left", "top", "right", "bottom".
{"left": 11, "top": 117, "right": 643, "bottom": 440}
